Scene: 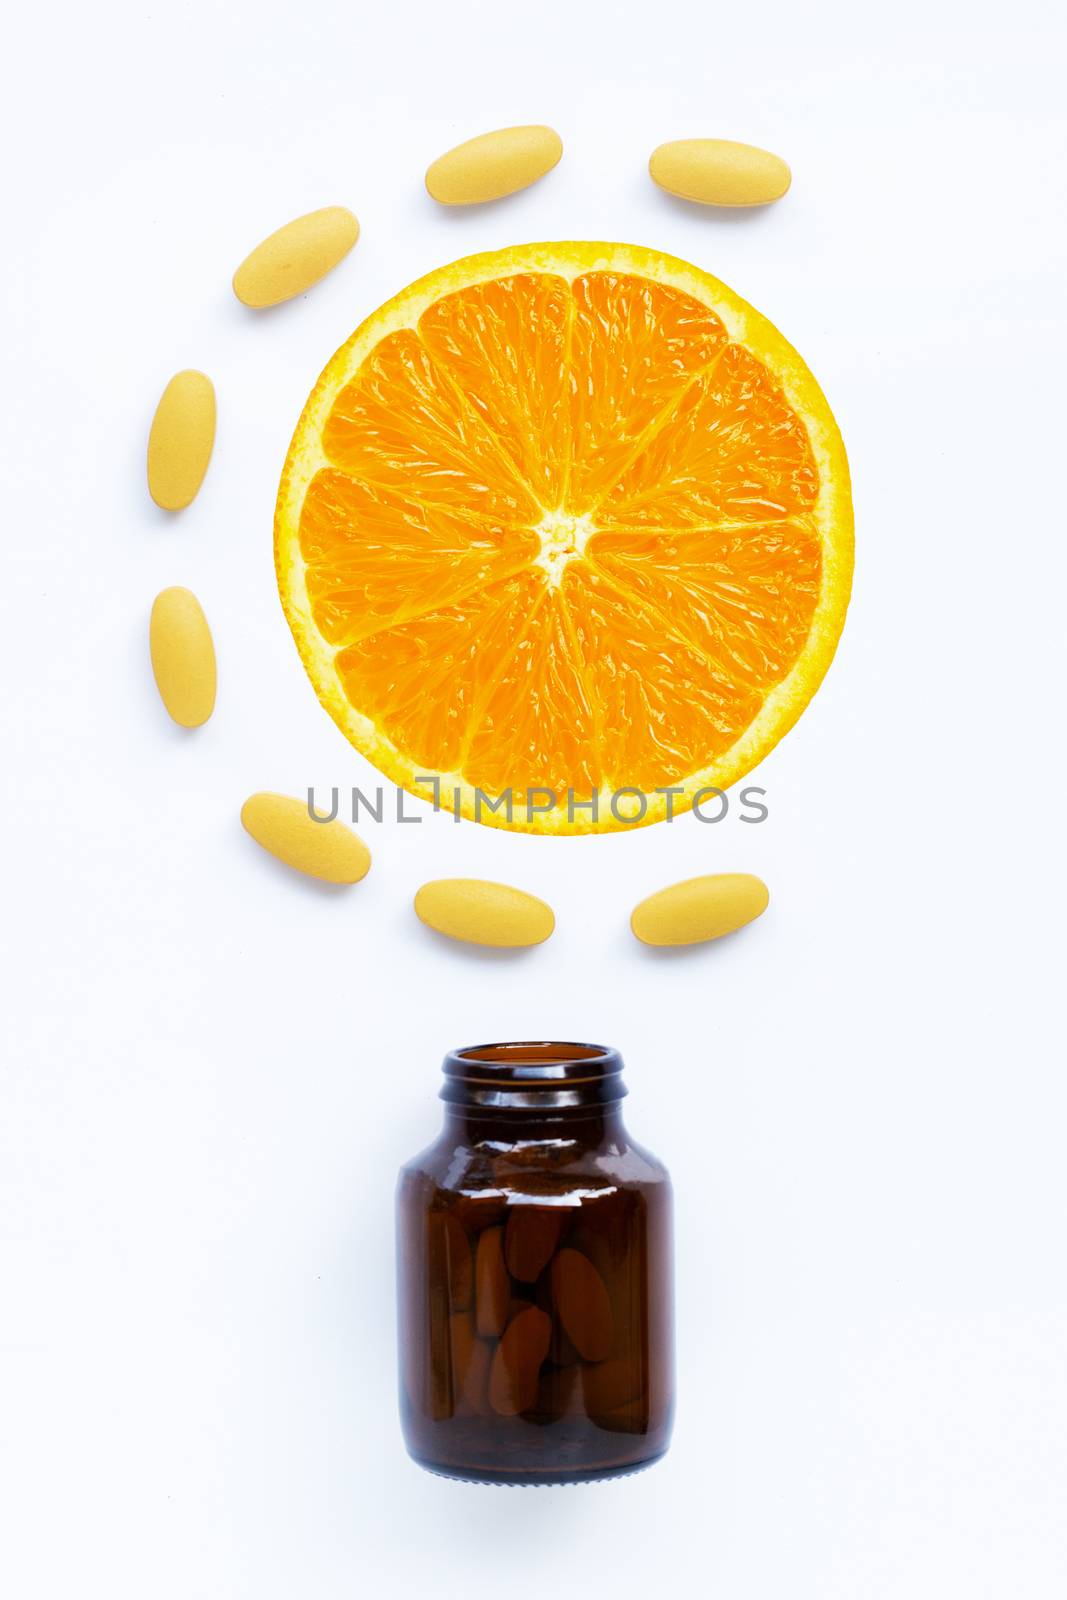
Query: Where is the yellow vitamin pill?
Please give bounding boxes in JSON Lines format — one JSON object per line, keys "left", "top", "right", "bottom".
{"left": 414, "top": 879, "right": 554, "bottom": 947}
{"left": 146, "top": 370, "right": 216, "bottom": 510}
{"left": 240, "top": 792, "right": 371, "bottom": 884}
{"left": 425, "top": 125, "right": 562, "bottom": 205}
{"left": 149, "top": 586, "right": 216, "bottom": 728}
{"left": 631, "top": 873, "right": 769, "bottom": 946}
{"left": 232, "top": 206, "right": 360, "bottom": 309}
{"left": 649, "top": 139, "right": 791, "bottom": 207}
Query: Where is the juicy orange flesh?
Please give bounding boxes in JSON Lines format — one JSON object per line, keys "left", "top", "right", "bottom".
{"left": 301, "top": 271, "right": 821, "bottom": 797}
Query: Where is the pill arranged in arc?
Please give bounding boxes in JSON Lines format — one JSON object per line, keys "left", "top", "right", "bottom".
{"left": 631, "top": 873, "right": 769, "bottom": 947}
{"left": 232, "top": 206, "right": 360, "bottom": 308}
{"left": 240, "top": 792, "right": 371, "bottom": 884}
{"left": 649, "top": 138, "right": 791, "bottom": 207}
{"left": 149, "top": 587, "right": 216, "bottom": 727}
{"left": 425, "top": 125, "right": 563, "bottom": 205}
{"left": 147, "top": 370, "right": 216, "bottom": 510}
{"left": 488, "top": 1306, "right": 552, "bottom": 1417}
{"left": 474, "top": 1225, "right": 511, "bottom": 1337}
{"left": 550, "top": 1248, "right": 614, "bottom": 1362}
{"left": 504, "top": 1206, "right": 565, "bottom": 1283}
{"left": 414, "top": 879, "right": 555, "bottom": 948}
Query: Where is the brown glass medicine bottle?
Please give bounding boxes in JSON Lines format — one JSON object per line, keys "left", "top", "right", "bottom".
{"left": 396, "top": 1042, "right": 674, "bottom": 1484}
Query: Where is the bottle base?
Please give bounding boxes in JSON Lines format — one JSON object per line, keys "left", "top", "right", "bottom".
{"left": 410, "top": 1450, "right": 668, "bottom": 1486}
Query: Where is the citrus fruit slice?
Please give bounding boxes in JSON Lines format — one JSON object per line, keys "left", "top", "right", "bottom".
{"left": 275, "top": 242, "right": 853, "bottom": 833}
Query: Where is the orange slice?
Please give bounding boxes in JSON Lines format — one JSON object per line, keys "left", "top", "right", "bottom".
{"left": 275, "top": 242, "right": 853, "bottom": 833}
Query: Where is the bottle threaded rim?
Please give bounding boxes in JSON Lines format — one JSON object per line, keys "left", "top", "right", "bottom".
{"left": 440, "top": 1042, "right": 626, "bottom": 1109}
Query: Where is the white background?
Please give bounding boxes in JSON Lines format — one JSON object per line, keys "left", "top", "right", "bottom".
{"left": 2, "top": 0, "right": 1065, "bottom": 1594}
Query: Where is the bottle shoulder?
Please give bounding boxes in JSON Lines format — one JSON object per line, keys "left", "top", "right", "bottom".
{"left": 398, "top": 1123, "right": 670, "bottom": 1198}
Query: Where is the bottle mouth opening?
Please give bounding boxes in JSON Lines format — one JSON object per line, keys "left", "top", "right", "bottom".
{"left": 441, "top": 1041, "right": 625, "bottom": 1109}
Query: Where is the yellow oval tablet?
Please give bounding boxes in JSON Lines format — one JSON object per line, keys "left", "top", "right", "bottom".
{"left": 147, "top": 370, "right": 216, "bottom": 510}
{"left": 649, "top": 139, "right": 791, "bottom": 207}
{"left": 414, "top": 879, "right": 554, "bottom": 947}
{"left": 149, "top": 587, "right": 216, "bottom": 727}
{"left": 425, "top": 125, "right": 563, "bottom": 205}
{"left": 240, "top": 793, "right": 371, "bottom": 884}
{"left": 631, "top": 873, "right": 769, "bottom": 946}
{"left": 232, "top": 206, "right": 360, "bottom": 309}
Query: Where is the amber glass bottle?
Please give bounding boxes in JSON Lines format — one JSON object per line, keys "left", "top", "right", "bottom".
{"left": 396, "top": 1042, "right": 674, "bottom": 1484}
